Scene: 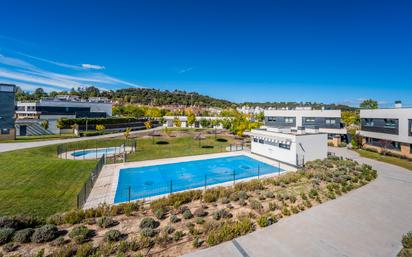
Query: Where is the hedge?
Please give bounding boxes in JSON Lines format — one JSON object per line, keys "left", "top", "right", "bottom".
{"left": 57, "top": 117, "right": 145, "bottom": 128}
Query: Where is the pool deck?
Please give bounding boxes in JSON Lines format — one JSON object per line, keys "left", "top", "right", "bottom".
{"left": 83, "top": 151, "right": 296, "bottom": 209}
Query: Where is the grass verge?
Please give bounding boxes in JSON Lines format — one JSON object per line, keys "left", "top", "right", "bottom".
{"left": 356, "top": 149, "right": 412, "bottom": 171}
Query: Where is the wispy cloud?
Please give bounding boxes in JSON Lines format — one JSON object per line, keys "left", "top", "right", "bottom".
{"left": 0, "top": 51, "right": 142, "bottom": 91}
{"left": 178, "top": 67, "right": 194, "bottom": 74}
{"left": 81, "top": 64, "right": 105, "bottom": 70}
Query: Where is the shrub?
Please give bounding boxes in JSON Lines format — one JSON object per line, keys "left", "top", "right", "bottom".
{"left": 206, "top": 218, "right": 254, "bottom": 246}
{"left": 104, "top": 230, "right": 122, "bottom": 242}
{"left": 140, "top": 228, "right": 156, "bottom": 238}
{"left": 221, "top": 197, "right": 230, "bottom": 204}
{"left": 139, "top": 217, "right": 159, "bottom": 229}
{"left": 402, "top": 231, "right": 412, "bottom": 249}
{"left": 257, "top": 214, "right": 276, "bottom": 228}
{"left": 281, "top": 207, "right": 291, "bottom": 216}
{"left": 289, "top": 195, "right": 297, "bottom": 203}
{"left": 97, "top": 216, "right": 117, "bottom": 229}
{"left": 163, "top": 225, "right": 175, "bottom": 234}
{"left": 308, "top": 189, "right": 318, "bottom": 199}
{"left": 304, "top": 200, "right": 312, "bottom": 208}
{"left": 2, "top": 242, "right": 17, "bottom": 252}
{"left": 203, "top": 189, "right": 220, "bottom": 203}
{"left": 249, "top": 199, "right": 263, "bottom": 211}
{"left": 47, "top": 213, "right": 65, "bottom": 225}
{"left": 63, "top": 209, "right": 85, "bottom": 225}
{"left": 150, "top": 190, "right": 202, "bottom": 211}
{"left": 212, "top": 209, "right": 232, "bottom": 220}
{"left": 192, "top": 236, "right": 203, "bottom": 248}
{"left": 169, "top": 215, "right": 180, "bottom": 223}
{"left": 154, "top": 209, "right": 165, "bottom": 220}
{"left": 238, "top": 199, "right": 247, "bottom": 206}
{"left": 0, "top": 216, "right": 43, "bottom": 230}
{"left": 195, "top": 217, "right": 205, "bottom": 224}
{"left": 173, "top": 231, "right": 184, "bottom": 241}
{"left": 229, "top": 192, "right": 239, "bottom": 201}
{"left": 68, "top": 226, "right": 92, "bottom": 244}
{"left": 50, "top": 244, "right": 75, "bottom": 257}
{"left": 156, "top": 231, "right": 172, "bottom": 248}
{"left": 31, "top": 225, "right": 58, "bottom": 243}
{"left": 182, "top": 210, "right": 193, "bottom": 219}
{"left": 264, "top": 191, "right": 275, "bottom": 198}
{"left": 75, "top": 242, "right": 94, "bottom": 257}
{"left": 12, "top": 228, "right": 34, "bottom": 243}
{"left": 268, "top": 202, "right": 278, "bottom": 211}
{"left": 193, "top": 208, "right": 207, "bottom": 217}
{"left": 291, "top": 206, "right": 299, "bottom": 214}
{"left": 234, "top": 179, "right": 264, "bottom": 191}
{"left": 238, "top": 191, "right": 249, "bottom": 200}
{"left": 50, "top": 236, "right": 66, "bottom": 247}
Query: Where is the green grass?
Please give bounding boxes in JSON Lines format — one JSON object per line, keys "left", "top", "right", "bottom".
{"left": 357, "top": 149, "right": 412, "bottom": 171}
{"left": 1, "top": 134, "right": 77, "bottom": 143}
{"left": 0, "top": 135, "right": 236, "bottom": 217}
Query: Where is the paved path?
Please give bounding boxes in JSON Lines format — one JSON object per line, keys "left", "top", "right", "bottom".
{"left": 184, "top": 148, "right": 412, "bottom": 257}
{"left": 0, "top": 127, "right": 162, "bottom": 153}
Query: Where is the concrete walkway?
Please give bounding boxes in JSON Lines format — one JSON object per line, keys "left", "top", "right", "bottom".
{"left": 0, "top": 127, "right": 162, "bottom": 153}
{"left": 184, "top": 147, "right": 412, "bottom": 257}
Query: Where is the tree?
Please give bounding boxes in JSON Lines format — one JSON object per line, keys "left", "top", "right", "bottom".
{"left": 199, "top": 118, "right": 210, "bottom": 128}
{"left": 187, "top": 112, "right": 196, "bottom": 127}
{"left": 40, "top": 120, "right": 49, "bottom": 130}
{"left": 173, "top": 117, "right": 182, "bottom": 128}
{"left": 96, "top": 124, "right": 106, "bottom": 131}
{"left": 144, "top": 120, "right": 152, "bottom": 129}
{"left": 124, "top": 127, "right": 132, "bottom": 141}
{"left": 360, "top": 99, "right": 378, "bottom": 109}
{"left": 256, "top": 112, "right": 265, "bottom": 122}
{"left": 342, "top": 111, "right": 360, "bottom": 126}
{"left": 34, "top": 88, "right": 46, "bottom": 99}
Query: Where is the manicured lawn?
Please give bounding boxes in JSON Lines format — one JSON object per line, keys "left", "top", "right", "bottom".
{"left": 357, "top": 149, "right": 412, "bottom": 171}
{"left": 0, "top": 134, "right": 237, "bottom": 217}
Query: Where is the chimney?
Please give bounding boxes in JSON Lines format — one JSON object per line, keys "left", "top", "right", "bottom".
{"left": 395, "top": 100, "right": 402, "bottom": 109}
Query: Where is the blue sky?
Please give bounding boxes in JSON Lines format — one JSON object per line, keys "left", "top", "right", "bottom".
{"left": 0, "top": 0, "right": 411, "bottom": 106}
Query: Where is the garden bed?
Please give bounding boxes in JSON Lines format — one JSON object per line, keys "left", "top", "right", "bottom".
{"left": 0, "top": 156, "right": 377, "bottom": 257}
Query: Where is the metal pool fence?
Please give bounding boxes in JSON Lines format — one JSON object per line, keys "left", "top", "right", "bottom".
{"left": 115, "top": 162, "right": 283, "bottom": 203}
{"left": 77, "top": 154, "right": 106, "bottom": 208}
{"left": 57, "top": 139, "right": 137, "bottom": 163}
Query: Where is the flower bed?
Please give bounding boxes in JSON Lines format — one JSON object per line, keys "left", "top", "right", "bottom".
{"left": 0, "top": 156, "right": 377, "bottom": 257}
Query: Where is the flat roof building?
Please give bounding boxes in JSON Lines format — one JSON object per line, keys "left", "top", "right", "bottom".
{"left": 0, "top": 84, "right": 16, "bottom": 140}
{"left": 248, "top": 127, "right": 328, "bottom": 167}
{"left": 359, "top": 101, "right": 412, "bottom": 159}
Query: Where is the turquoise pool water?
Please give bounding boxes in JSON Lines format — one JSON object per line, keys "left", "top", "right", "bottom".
{"left": 114, "top": 155, "right": 281, "bottom": 203}
{"left": 71, "top": 147, "right": 123, "bottom": 158}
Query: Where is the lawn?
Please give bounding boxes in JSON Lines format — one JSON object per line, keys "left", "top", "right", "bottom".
{"left": 356, "top": 149, "right": 412, "bottom": 171}
{"left": 0, "top": 134, "right": 237, "bottom": 218}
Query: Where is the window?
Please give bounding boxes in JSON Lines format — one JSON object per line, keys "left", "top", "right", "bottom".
{"left": 267, "top": 117, "right": 277, "bottom": 122}
{"left": 364, "top": 119, "right": 374, "bottom": 126}
{"left": 258, "top": 139, "right": 264, "bottom": 144}
{"left": 1, "top": 129, "right": 10, "bottom": 135}
{"left": 326, "top": 119, "right": 336, "bottom": 125}
{"left": 279, "top": 143, "right": 290, "bottom": 150}
{"left": 285, "top": 117, "right": 294, "bottom": 124}
{"left": 304, "top": 117, "right": 316, "bottom": 123}
{"left": 253, "top": 138, "right": 258, "bottom": 142}
{"left": 391, "top": 141, "right": 401, "bottom": 150}
{"left": 384, "top": 119, "right": 397, "bottom": 128}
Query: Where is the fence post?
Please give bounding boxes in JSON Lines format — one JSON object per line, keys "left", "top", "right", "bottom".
{"left": 128, "top": 186, "right": 131, "bottom": 203}
{"left": 204, "top": 174, "right": 207, "bottom": 191}
{"left": 278, "top": 162, "right": 281, "bottom": 176}
{"left": 258, "top": 165, "right": 260, "bottom": 179}
{"left": 233, "top": 169, "right": 235, "bottom": 186}
{"left": 170, "top": 180, "right": 173, "bottom": 194}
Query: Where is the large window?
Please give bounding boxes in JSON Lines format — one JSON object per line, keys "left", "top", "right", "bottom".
{"left": 285, "top": 117, "right": 294, "bottom": 124}
{"left": 384, "top": 119, "right": 397, "bottom": 128}
{"left": 304, "top": 117, "right": 315, "bottom": 123}
{"left": 267, "top": 117, "right": 277, "bottom": 122}
{"left": 279, "top": 143, "right": 290, "bottom": 150}
{"left": 1, "top": 129, "right": 10, "bottom": 135}
{"left": 326, "top": 119, "right": 336, "bottom": 125}
{"left": 364, "top": 118, "right": 374, "bottom": 126}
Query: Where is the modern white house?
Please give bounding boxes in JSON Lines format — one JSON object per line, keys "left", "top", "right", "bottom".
{"left": 359, "top": 101, "right": 412, "bottom": 159}
{"left": 15, "top": 95, "right": 112, "bottom": 135}
{"left": 248, "top": 127, "right": 328, "bottom": 167}
{"left": 163, "top": 116, "right": 228, "bottom": 129}
{"left": 263, "top": 107, "right": 347, "bottom": 146}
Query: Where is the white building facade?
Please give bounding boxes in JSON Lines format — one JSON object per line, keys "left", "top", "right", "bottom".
{"left": 249, "top": 128, "right": 328, "bottom": 167}
{"left": 359, "top": 102, "right": 412, "bottom": 159}
{"left": 263, "top": 108, "right": 347, "bottom": 144}
{"left": 163, "top": 116, "right": 227, "bottom": 129}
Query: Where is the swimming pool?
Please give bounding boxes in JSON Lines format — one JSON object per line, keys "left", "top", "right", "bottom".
{"left": 114, "top": 155, "right": 282, "bottom": 203}
{"left": 71, "top": 146, "right": 124, "bottom": 158}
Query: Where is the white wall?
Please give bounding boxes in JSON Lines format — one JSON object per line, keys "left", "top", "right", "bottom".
{"left": 296, "top": 133, "right": 328, "bottom": 163}
{"left": 251, "top": 140, "right": 297, "bottom": 165}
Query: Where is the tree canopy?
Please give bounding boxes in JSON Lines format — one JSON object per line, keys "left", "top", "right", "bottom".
{"left": 360, "top": 99, "right": 378, "bottom": 109}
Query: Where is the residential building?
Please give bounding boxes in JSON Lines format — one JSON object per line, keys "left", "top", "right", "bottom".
{"left": 263, "top": 107, "right": 347, "bottom": 145}
{"left": 16, "top": 95, "right": 112, "bottom": 135}
{"left": 237, "top": 105, "right": 265, "bottom": 115}
{"left": 248, "top": 127, "right": 328, "bottom": 167}
{"left": 359, "top": 101, "right": 412, "bottom": 159}
{"left": 0, "top": 84, "right": 16, "bottom": 140}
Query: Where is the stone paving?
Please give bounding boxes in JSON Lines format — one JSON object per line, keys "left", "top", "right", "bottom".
{"left": 184, "top": 147, "right": 412, "bottom": 257}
